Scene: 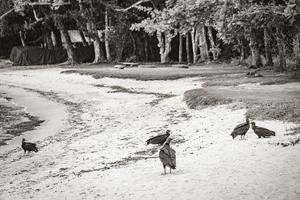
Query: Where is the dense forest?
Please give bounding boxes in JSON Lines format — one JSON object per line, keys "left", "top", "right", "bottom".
{"left": 0, "top": 0, "right": 299, "bottom": 71}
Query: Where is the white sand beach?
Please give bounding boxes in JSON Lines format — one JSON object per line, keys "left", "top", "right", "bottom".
{"left": 0, "top": 68, "right": 299, "bottom": 200}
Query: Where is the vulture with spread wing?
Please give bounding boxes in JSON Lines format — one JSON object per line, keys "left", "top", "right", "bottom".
{"left": 146, "top": 130, "right": 171, "bottom": 145}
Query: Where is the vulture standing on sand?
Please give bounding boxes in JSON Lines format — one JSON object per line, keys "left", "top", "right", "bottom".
{"left": 146, "top": 130, "right": 171, "bottom": 145}
{"left": 231, "top": 117, "right": 250, "bottom": 139}
{"left": 159, "top": 137, "right": 176, "bottom": 174}
{"left": 251, "top": 122, "right": 276, "bottom": 138}
{"left": 22, "top": 138, "right": 38, "bottom": 155}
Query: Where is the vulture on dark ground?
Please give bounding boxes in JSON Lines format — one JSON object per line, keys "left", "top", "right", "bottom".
{"left": 231, "top": 117, "right": 250, "bottom": 139}
{"left": 22, "top": 138, "right": 38, "bottom": 155}
{"left": 146, "top": 130, "right": 171, "bottom": 145}
{"left": 251, "top": 122, "right": 276, "bottom": 138}
{"left": 159, "top": 137, "right": 176, "bottom": 174}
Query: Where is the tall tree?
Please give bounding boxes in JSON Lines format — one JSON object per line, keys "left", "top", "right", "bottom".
{"left": 74, "top": 0, "right": 105, "bottom": 63}
{"left": 131, "top": 6, "right": 177, "bottom": 63}
{"left": 105, "top": 8, "right": 111, "bottom": 61}
{"left": 54, "top": 13, "right": 79, "bottom": 64}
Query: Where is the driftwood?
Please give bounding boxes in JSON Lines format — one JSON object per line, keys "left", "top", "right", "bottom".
{"left": 122, "top": 62, "right": 139, "bottom": 67}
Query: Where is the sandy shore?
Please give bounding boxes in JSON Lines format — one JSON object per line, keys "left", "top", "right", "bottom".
{"left": 0, "top": 85, "right": 67, "bottom": 154}
{"left": 0, "top": 94, "right": 43, "bottom": 147}
{"left": 0, "top": 67, "right": 299, "bottom": 200}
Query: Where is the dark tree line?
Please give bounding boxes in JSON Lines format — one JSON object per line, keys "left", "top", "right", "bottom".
{"left": 0, "top": 0, "right": 299, "bottom": 70}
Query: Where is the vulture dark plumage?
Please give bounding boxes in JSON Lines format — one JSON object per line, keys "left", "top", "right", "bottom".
{"left": 251, "top": 122, "right": 275, "bottom": 138}
{"left": 231, "top": 117, "right": 250, "bottom": 139}
{"left": 146, "top": 130, "right": 171, "bottom": 145}
{"left": 159, "top": 137, "right": 176, "bottom": 174}
{"left": 22, "top": 138, "right": 38, "bottom": 155}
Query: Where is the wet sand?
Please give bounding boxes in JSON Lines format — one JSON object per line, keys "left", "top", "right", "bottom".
{"left": 0, "top": 85, "right": 67, "bottom": 154}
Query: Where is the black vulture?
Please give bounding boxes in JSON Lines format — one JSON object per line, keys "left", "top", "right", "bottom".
{"left": 231, "top": 116, "right": 250, "bottom": 139}
{"left": 22, "top": 138, "right": 38, "bottom": 155}
{"left": 251, "top": 122, "right": 275, "bottom": 138}
{"left": 146, "top": 130, "right": 171, "bottom": 145}
{"left": 159, "top": 137, "right": 176, "bottom": 174}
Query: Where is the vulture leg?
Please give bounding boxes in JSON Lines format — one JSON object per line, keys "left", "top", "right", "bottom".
{"left": 169, "top": 167, "right": 172, "bottom": 174}
{"left": 163, "top": 165, "right": 166, "bottom": 174}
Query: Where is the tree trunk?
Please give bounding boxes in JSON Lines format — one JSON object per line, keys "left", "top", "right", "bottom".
{"left": 164, "top": 33, "right": 171, "bottom": 63}
{"left": 144, "top": 33, "right": 149, "bottom": 61}
{"left": 293, "top": 33, "right": 300, "bottom": 68}
{"left": 83, "top": 0, "right": 104, "bottom": 63}
{"left": 249, "top": 29, "right": 262, "bottom": 68}
{"left": 19, "top": 31, "right": 26, "bottom": 47}
{"left": 93, "top": 36, "right": 103, "bottom": 63}
{"left": 78, "top": 0, "right": 84, "bottom": 11}
{"left": 198, "top": 26, "right": 209, "bottom": 61}
{"left": 45, "top": 32, "right": 54, "bottom": 49}
{"left": 157, "top": 32, "right": 172, "bottom": 64}
{"left": 185, "top": 32, "right": 191, "bottom": 64}
{"left": 51, "top": 32, "right": 56, "bottom": 47}
{"left": 179, "top": 33, "right": 183, "bottom": 63}
{"left": 276, "top": 27, "right": 286, "bottom": 72}
{"left": 218, "top": 0, "right": 229, "bottom": 32}
{"left": 157, "top": 32, "right": 164, "bottom": 63}
{"left": 190, "top": 27, "right": 199, "bottom": 64}
{"left": 238, "top": 37, "right": 246, "bottom": 63}
{"left": 136, "top": 37, "right": 143, "bottom": 60}
{"left": 208, "top": 27, "right": 217, "bottom": 60}
{"left": 54, "top": 15, "right": 78, "bottom": 64}
{"left": 264, "top": 27, "right": 273, "bottom": 66}
{"left": 116, "top": 34, "right": 127, "bottom": 62}
{"left": 61, "top": 28, "right": 78, "bottom": 65}
{"left": 148, "top": 36, "right": 155, "bottom": 61}
{"left": 79, "top": 30, "right": 88, "bottom": 46}
{"left": 105, "top": 9, "right": 111, "bottom": 61}
{"left": 130, "top": 32, "right": 137, "bottom": 56}
{"left": 203, "top": 26, "right": 210, "bottom": 60}
{"left": 79, "top": 0, "right": 90, "bottom": 47}
{"left": 52, "top": 28, "right": 62, "bottom": 47}
{"left": 86, "top": 22, "right": 93, "bottom": 45}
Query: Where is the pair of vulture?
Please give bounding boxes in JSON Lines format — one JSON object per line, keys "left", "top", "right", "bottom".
{"left": 146, "top": 130, "right": 176, "bottom": 174}
{"left": 231, "top": 117, "right": 276, "bottom": 139}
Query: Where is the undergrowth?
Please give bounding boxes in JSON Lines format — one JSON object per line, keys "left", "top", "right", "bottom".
{"left": 184, "top": 88, "right": 300, "bottom": 123}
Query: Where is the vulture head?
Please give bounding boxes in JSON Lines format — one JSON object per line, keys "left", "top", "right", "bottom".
{"left": 166, "top": 129, "right": 171, "bottom": 135}
{"left": 246, "top": 116, "right": 250, "bottom": 123}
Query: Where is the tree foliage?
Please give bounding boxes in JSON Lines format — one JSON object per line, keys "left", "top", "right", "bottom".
{"left": 1, "top": 0, "right": 299, "bottom": 68}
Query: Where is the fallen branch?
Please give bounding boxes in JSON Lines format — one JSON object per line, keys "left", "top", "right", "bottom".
{"left": 28, "top": 18, "right": 44, "bottom": 28}
{"left": 33, "top": 9, "right": 42, "bottom": 21}
{"left": 0, "top": 8, "right": 14, "bottom": 20}
{"left": 115, "top": 0, "right": 152, "bottom": 12}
